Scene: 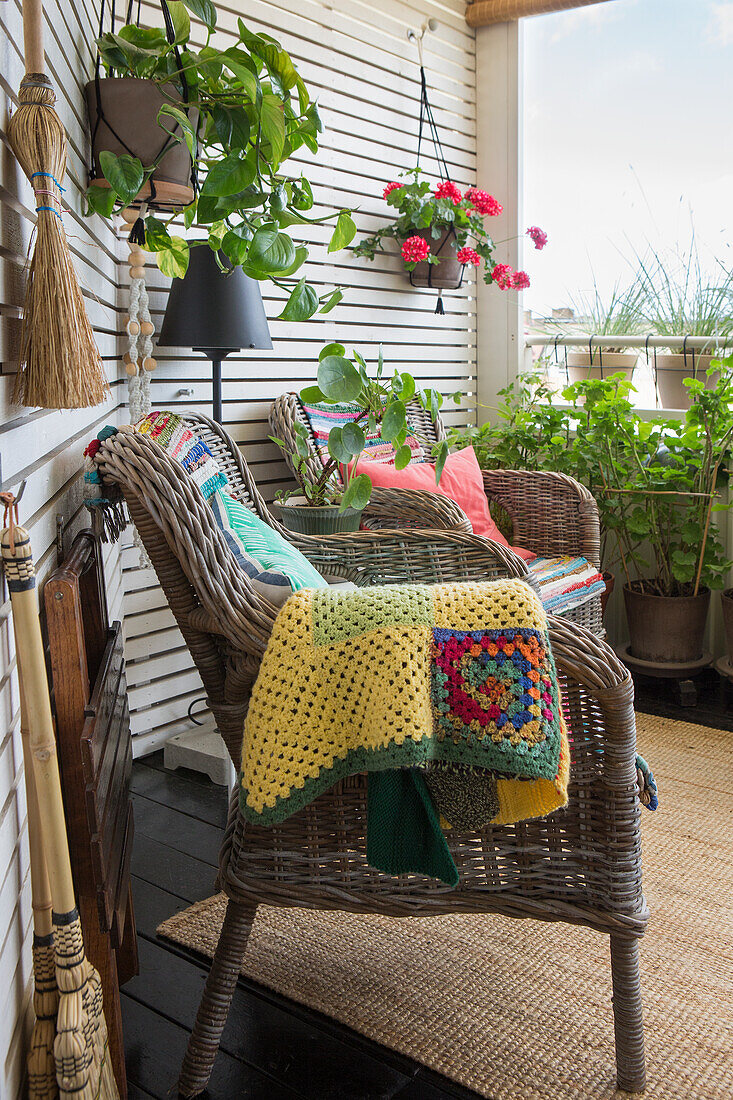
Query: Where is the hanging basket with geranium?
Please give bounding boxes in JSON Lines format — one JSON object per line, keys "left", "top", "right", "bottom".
{"left": 353, "top": 167, "right": 547, "bottom": 311}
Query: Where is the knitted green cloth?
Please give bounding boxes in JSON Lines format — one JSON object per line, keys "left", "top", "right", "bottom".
{"left": 367, "top": 769, "right": 459, "bottom": 887}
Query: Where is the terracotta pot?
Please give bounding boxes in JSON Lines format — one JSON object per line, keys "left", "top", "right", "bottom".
{"left": 600, "top": 570, "right": 615, "bottom": 618}
{"left": 654, "top": 353, "right": 713, "bottom": 410}
{"left": 271, "top": 501, "right": 362, "bottom": 535}
{"left": 85, "top": 77, "right": 196, "bottom": 210}
{"left": 407, "top": 229, "right": 464, "bottom": 290}
{"left": 565, "top": 352, "right": 637, "bottom": 384}
{"left": 623, "top": 582, "right": 710, "bottom": 664}
{"left": 721, "top": 589, "right": 733, "bottom": 664}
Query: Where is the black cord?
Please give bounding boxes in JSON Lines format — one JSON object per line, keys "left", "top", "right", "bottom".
{"left": 416, "top": 66, "right": 451, "bottom": 181}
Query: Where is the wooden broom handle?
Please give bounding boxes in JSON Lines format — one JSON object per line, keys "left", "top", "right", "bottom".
{"left": 1, "top": 526, "right": 76, "bottom": 915}
{"left": 22, "top": 0, "right": 46, "bottom": 75}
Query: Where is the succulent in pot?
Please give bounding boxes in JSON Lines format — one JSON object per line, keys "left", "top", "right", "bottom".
{"left": 353, "top": 168, "right": 545, "bottom": 301}
{"left": 84, "top": 0, "right": 355, "bottom": 321}
{"left": 270, "top": 342, "right": 459, "bottom": 535}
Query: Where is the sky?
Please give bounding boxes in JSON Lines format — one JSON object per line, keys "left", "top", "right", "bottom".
{"left": 522, "top": 0, "right": 733, "bottom": 316}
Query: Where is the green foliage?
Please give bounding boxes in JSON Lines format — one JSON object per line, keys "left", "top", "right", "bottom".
{"left": 87, "top": 6, "right": 353, "bottom": 317}
{"left": 449, "top": 361, "right": 733, "bottom": 596}
{"left": 273, "top": 346, "right": 461, "bottom": 512}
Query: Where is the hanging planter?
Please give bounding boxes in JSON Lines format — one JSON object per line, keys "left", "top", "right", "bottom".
{"left": 408, "top": 228, "right": 464, "bottom": 291}
{"left": 85, "top": 77, "right": 196, "bottom": 211}
{"left": 654, "top": 352, "right": 714, "bottom": 410}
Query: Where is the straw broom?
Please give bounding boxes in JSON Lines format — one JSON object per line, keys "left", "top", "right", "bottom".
{"left": 8, "top": 0, "right": 109, "bottom": 409}
{"left": 1, "top": 514, "right": 119, "bottom": 1100}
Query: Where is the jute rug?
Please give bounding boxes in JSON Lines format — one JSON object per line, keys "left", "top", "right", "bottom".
{"left": 158, "top": 713, "right": 733, "bottom": 1099}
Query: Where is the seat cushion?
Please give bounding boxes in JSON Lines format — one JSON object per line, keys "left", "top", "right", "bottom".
{"left": 530, "top": 556, "right": 606, "bottom": 614}
{"left": 210, "top": 489, "right": 328, "bottom": 608}
{"left": 353, "top": 446, "right": 535, "bottom": 562}
{"left": 302, "top": 401, "right": 424, "bottom": 468}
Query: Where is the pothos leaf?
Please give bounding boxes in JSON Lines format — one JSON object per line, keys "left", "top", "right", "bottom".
{"left": 278, "top": 278, "right": 319, "bottom": 322}
{"left": 99, "top": 151, "right": 144, "bottom": 205}
{"left": 156, "top": 236, "right": 189, "bottom": 279}
{"left": 181, "top": 0, "right": 216, "bottom": 29}
{"left": 328, "top": 211, "right": 356, "bottom": 253}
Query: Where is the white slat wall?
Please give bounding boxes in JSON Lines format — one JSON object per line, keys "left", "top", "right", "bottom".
{"left": 124, "top": 0, "right": 478, "bottom": 754}
{"left": 0, "top": 0, "right": 125, "bottom": 1091}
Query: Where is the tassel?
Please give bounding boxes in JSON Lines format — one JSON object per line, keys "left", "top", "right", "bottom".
{"left": 435, "top": 293, "right": 445, "bottom": 315}
{"left": 127, "top": 200, "right": 148, "bottom": 247}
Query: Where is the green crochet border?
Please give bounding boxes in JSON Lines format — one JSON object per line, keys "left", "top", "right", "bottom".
{"left": 238, "top": 727, "right": 562, "bottom": 826}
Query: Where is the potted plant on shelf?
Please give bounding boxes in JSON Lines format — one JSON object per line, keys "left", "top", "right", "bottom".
{"left": 84, "top": 2, "right": 354, "bottom": 320}
{"left": 635, "top": 242, "right": 733, "bottom": 409}
{"left": 353, "top": 168, "right": 544, "bottom": 303}
{"left": 548, "top": 280, "right": 645, "bottom": 383}
{"left": 270, "top": 343, "right": 457, "bottom": 535}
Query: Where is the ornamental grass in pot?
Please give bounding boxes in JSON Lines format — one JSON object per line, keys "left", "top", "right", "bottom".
{"left": 634, "top": 241, "right": 733, "bottom": 409}
{"left": 270, "top": 343, "right": 457, "bottom": 535}
{"left": 353, "top": 168, "right": 547, "bottom": 302}
{"left": 84, "top": 1, "right": 354, "bottom": 320}
{"left": 548, "top": 280, "right": 645, "bottom": 383}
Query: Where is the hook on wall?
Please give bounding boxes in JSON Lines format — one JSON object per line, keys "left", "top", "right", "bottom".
{"left": 407, "top": 18, "right": 438, "bottom": 66}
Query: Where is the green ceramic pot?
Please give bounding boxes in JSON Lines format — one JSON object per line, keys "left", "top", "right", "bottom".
{"left": 271, "top": 500, "right": 362, "bottom": 535}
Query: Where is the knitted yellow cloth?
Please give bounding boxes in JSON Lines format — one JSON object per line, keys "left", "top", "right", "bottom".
{"left": 240, "top": 579, "right": 570, "bottom": 827}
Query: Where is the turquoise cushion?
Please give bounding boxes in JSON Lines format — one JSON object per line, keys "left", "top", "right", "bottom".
{"left": 210, "top": 489, "right": 327, "bottom": 607}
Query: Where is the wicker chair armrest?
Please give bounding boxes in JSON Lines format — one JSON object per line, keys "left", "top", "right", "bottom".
{"left": 284, "top": 526, "right": 538, "bottom": 592}
{"left": 363, "top": 487, "right": 472, "bottom": 532}
{"left": 482, "top": 469, "right": 601, "bottom": 567}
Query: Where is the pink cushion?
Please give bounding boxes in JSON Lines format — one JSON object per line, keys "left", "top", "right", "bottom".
{"left": 353, "top": 445, "right": 535, "bottom": 561}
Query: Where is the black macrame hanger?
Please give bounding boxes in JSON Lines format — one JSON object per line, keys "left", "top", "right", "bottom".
{"left": 409, "top": 22, "right": 459, "bottom": 315}
{"left": 92, "top": 0, "right": 194, "bottom": 244}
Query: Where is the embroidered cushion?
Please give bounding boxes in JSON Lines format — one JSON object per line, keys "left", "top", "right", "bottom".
{"left": 353, "top": 446, "right": 535, "bottom": 562}
{"left": 302, "top": 401, "right": 424, "bottom": 469}
{"left": 210, "top": 489, "right": 327, "bottom": 607}
{"left": 529, "top": 556, "right": 606, "bottom": 614}
{"left": 134, "top": 411, "right": 229, "bottom": 499}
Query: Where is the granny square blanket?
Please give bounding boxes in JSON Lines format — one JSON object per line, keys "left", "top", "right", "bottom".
{"left": 240, "top": 578, "right": 570, "bottom": 828}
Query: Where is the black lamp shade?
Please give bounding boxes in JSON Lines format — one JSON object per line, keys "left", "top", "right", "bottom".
{"left": 157, "top": 245, "right": 273, "bottom": 358}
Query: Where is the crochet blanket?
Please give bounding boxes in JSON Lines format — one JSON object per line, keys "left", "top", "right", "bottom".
{"left": 241, "top": 579, "right": 570, "bottom": 880}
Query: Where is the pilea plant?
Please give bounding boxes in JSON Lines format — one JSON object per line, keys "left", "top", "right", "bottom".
{"left": 271, "top": 343, "right": 460, "bottom": 511}
{"left": 85, "top": 2, "right": 355, "bottom": 321}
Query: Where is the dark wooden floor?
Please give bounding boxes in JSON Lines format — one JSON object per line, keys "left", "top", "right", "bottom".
{"left": 123, "top": 669, "right": 733, "bottom": 1099}
{"left": 125, "top": 751, "right": 484, "bottom": 1100}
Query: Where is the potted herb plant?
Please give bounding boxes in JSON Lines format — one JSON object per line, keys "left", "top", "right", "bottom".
{"left": 84, "top": 2, "right": 355, "bottom": 321}
{"left": 635, "top": 243, "right": 733, "bottom": 409}
{"left": 551, "top": 281, "right": 645, "bottom": 383}
{"left": 569, "top": 363, "right": 733, "bottom": 666}
{"left": 270, "top": 343, "right": 456, "bottom": 535}
{"left": 353, "top": 168, "right": 544, "bottom": 296}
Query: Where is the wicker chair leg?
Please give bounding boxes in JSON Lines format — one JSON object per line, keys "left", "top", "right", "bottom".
{"left": 609, "top": 933, "right": 646, "bottom": 1093}
{"left": 178, "top": 900, "right": 258, "bottom": 1098}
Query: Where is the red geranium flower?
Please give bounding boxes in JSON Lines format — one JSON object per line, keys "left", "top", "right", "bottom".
{"left": 466, "top": 188, "right": 503, "bottom": 217}
{"left": 401, "top": 235, "right": 430, "bottom": 263}
{"left": 456, "top": 246, "right": 481, "bottom": 266}
{"left": 512, "top": 270, "right": 531, "bottom": 290}
{"left": 491, "top": 262, "right": 514, "bottom": 290}
{"left": 527, "top": 226, "right": 548, "bottom": 250}
{"left": 383, "top": 181, "right": 402, "bottom": 199}
{"left": 434, "top": 180, "right": 463, "bottom": 205}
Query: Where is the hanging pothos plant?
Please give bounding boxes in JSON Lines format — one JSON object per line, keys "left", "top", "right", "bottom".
{"left": 84, "top": 0, "right": 355, "bottom": 321}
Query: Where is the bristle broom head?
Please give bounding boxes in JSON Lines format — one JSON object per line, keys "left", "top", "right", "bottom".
{"left": 9, "top": 74, "right": 110, "bottom": 410}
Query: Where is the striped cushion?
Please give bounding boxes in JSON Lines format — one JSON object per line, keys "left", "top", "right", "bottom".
{"left": 302, "top": 402, "right": 424, "bottom": 469}
{"left": 210, "top": 489, "right": 327, "bottom": 608}
{"left": 530, "top": 556, "right": 606, "bottom": 614}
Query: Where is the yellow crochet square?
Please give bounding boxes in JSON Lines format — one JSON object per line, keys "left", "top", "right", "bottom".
{"left": 433, "top": 579, "right": 544, "bottom": 631}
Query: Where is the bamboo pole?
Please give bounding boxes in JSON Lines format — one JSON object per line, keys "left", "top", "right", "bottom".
{"left": 1, "top": 518, "right": 119, "bottom": 1100}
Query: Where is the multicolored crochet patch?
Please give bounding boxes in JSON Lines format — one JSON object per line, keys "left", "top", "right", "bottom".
{"left": 431, "top": 627, "right": 561, "bottom": 753}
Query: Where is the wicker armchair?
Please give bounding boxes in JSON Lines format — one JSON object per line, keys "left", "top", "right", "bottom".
{"left": 270, "top": 392, "right": 604, "bottom": 634}
{"left": 95, "top": 413, "right": 647, "bottom": 1098}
